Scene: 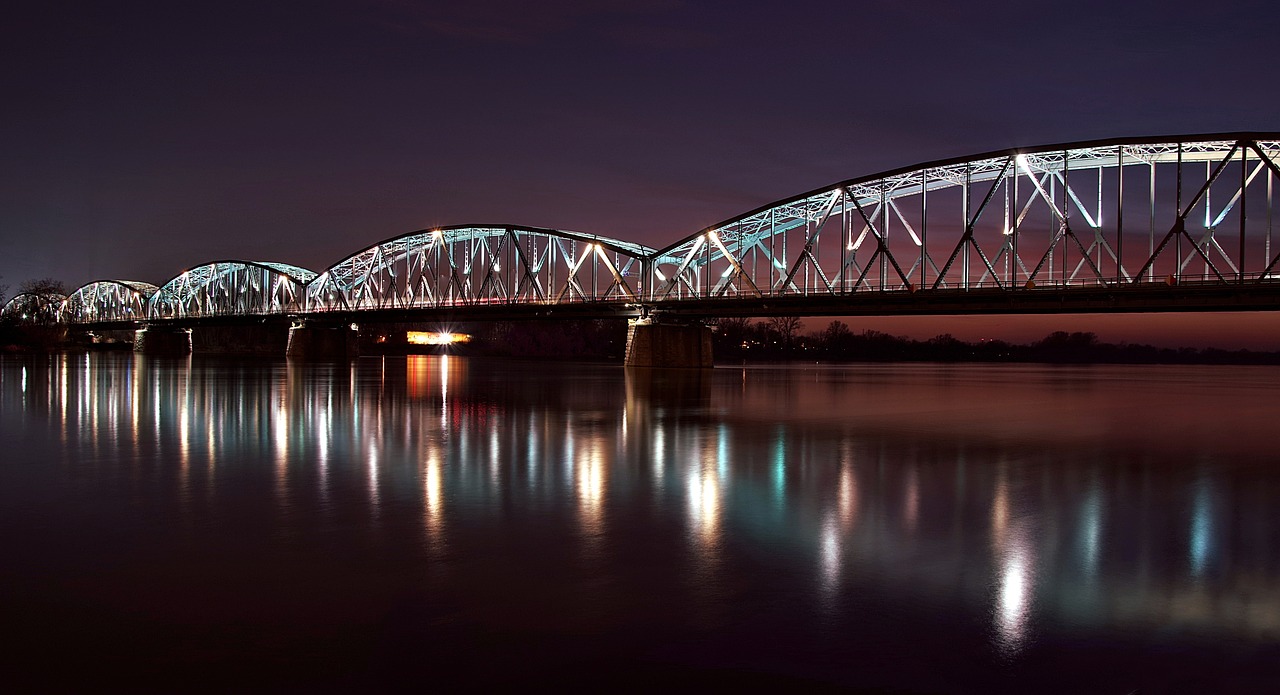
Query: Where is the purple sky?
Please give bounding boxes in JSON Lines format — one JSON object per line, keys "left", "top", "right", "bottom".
{"left": 5, "top": 0, "right": 1280, "bottom": 347}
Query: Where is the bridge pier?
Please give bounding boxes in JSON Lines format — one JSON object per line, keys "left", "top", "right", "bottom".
{"left": 624, "top": 318, "right": 713, "bottom": 368}
{"left": 134, "top": 327, "right": 192, "bottom": 355}
{"left": 286, "top": 321, "right": 360, "bottom": 360}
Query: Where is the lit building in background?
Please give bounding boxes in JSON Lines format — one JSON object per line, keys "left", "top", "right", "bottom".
{"left": 404, "top": 330, "right": 471, "bottom": 345}
{"left": 406, "top": 331, "right": 471, "bottom": 346}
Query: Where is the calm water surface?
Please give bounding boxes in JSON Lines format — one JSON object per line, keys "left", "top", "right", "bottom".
{"left": 1, "top": 354, "right": 1279, "bottom": 692}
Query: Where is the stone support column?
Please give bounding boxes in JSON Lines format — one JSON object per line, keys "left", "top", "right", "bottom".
{"left": 624, "top": 319, "right": 713, "bottom": 368}
{"left": 133, "top": 327, "right": 193, "bottom": 355}
{"left": 286, "top": 322, "right": 359, "bottom": 360}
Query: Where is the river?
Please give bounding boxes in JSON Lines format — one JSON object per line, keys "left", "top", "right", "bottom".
{"left": 1, "top": 354, "right": 1278, "bottom": 691}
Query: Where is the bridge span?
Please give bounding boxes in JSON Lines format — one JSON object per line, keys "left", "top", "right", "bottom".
{"left": 7, "top": 133, "right": 1280, "bottom": 364}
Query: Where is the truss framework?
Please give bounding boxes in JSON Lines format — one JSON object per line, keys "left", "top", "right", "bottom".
{"left": 648, "top": 134, "right": 1280, "bottom": 302}
{"left": 1, "top": 292, "right": 68, "bottom": 325}
{"left": 304, "top": 225, "right": 651, "bottom": 312}
{"left": 37, "top": 133, "right": 1280, "bottom": 325}
{"left": 61, "top": 280, "right": 158, "bottom": 323}
{"left": 150, "top": 261, "right": 316, "bottom": 319}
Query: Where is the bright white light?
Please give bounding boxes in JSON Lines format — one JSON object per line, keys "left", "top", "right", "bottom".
{"left": 1000, "top": 555, "right": 1027, "bottom": 627}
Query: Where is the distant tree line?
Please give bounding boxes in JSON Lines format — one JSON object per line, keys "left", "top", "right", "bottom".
{"left": 467, "top": 319, "right": 628, "bottom": 360}
{"left": 713, "top": 318, "right": 1280, "bottom": 365}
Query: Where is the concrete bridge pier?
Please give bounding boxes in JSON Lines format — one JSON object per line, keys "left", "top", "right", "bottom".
{"left": 134, "top": 326, "right": 193, "bottom": 355}
{"left": 286, "top": 321, "right": 360, "bottom": 360}
{"left": 624, "top": 318, "right": 713, "bottom": 368}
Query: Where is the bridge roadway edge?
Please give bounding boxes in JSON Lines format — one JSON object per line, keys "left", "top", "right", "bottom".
{"left": 68, "top": 280, "right": 1280, "bottom": 361}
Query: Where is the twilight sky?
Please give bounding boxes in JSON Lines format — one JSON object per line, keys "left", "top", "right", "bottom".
{"left": 4, "top": 0, "right": 1280, "bottom": 347}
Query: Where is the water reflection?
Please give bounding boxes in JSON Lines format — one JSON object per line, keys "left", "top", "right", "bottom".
{"left": 3, "top": 354, "right": 1280, "bottom": 669}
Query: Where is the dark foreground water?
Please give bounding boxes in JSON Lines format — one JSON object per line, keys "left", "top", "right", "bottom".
{"left": 1, "top": 354, "right": 1279, "bottom": 692}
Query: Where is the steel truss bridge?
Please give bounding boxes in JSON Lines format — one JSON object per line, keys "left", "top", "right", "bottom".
{"left": 9, "top": 133, "right": 1280, "bottom": 329}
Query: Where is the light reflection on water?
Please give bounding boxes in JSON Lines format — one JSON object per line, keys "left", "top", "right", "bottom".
{"left": 2, "top": 354, "right": 1280, "bottom": 690}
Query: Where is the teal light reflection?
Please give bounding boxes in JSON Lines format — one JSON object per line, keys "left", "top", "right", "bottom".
{"left": 772, "top": 426, "right": 787, "bottom": 503}
{"left": 1190, "top": 479, "right": 1214, "bottom": 577}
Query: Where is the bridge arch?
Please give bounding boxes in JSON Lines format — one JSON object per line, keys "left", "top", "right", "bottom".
{"left": 62, "top": 280, "right": 159, "bottom": 323}
{"left": 149, "top": 261, "right": 317, "bottom": 319}
{"left": 305, "top": 224, "right": 654, "bottom": 312}
{"left": 646, "top": 133, "right": 1280, "bottom": 303}
{"left": 1, "top": 292, "right": 68, "bottom": 325}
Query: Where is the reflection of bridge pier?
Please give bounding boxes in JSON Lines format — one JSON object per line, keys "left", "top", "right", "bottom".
{"left": 623, "top": 363, "right": 712, "bottom": 415}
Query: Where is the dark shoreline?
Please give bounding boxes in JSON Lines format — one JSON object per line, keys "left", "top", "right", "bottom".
{"left": 5, "top": 317, "right": 1280, "bottom": 366}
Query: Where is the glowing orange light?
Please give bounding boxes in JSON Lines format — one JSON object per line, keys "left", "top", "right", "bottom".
{"left": 406, "top": 331, "right": 471, "bottom": 345}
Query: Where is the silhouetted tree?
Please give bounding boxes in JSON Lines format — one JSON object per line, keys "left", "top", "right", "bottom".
{"left": 822, "top": 320, "right": 852, "bottom": 343}
{"left": 765, "top": 315, "right": 803, "bottom": 352}
{"left": 19, "top": 278, "right": 68, "bottom": 296}
{"left": 712, "top": 317, "right": 756, "bottom": 358}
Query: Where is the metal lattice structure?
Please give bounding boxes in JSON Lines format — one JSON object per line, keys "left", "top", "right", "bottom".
{"left": 648, "top": 134, "right": 1280, "bottom": 301}
{"left": 305, "top": 224, "right": 652, "bottom": 312}
{"left": 149, "top": 261, "right": 317, "bottom": 319}
{"left": 37, "top": 133, "right": 1280, "bottom": 326}
{"left": 62, "top": 280, "right": 158, "bottom": 323}
{"left": 1, "top": 292, "right": 68, "bottom": 324}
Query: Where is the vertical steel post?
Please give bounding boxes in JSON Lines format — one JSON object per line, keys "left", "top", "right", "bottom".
{"left": 805, "top": 218, "right": 811, "bottom": 294}
{"left": 1241, "top": 145, "right": 1247, "bottom": 283}
{"left": 1176, "top": 143, "right": 1183, "bottom": 282}
{"left": 962, "top": 165, "right": 970, "bottom": 289}
{"left": 921, "top": 170, "right": 928, "bottom": 289}
{"left": 770, "top": 209, "right": 777, "bottom": 295}
{"left": 840, "top": 191, "right": 848, "bottom": 294}
{"left": 1204, "top": 161, "right": 1211, "bottom": 278}
{"left": 706, "top": 233, "right": 712, "bottom": 297}
{"left": 1097, "top": 165, "right": 1104, "bottom": 274}
{"left": 1149, "top": 162, "right": 1156, "bottom": 281}
{"left": 1117, "top": 149, "right": 1124, "bottom": 282}
{"left": 881, "top": 188, "right": 889, "bottom": 290}
{"left": 1012, "top": 160, "right": 1019, "bottom": 288}
{"left": 1063, "top": 151, "right": 1070, "bottom": 284}
{"left": 1048, "top": 170, "right": 1056, "bottom": 283}
{"left": 780, "top": 209, "right": 787, "bottom": 294}
{"left": 1003, "top": 166, "right": 1010, "bottom": 284}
